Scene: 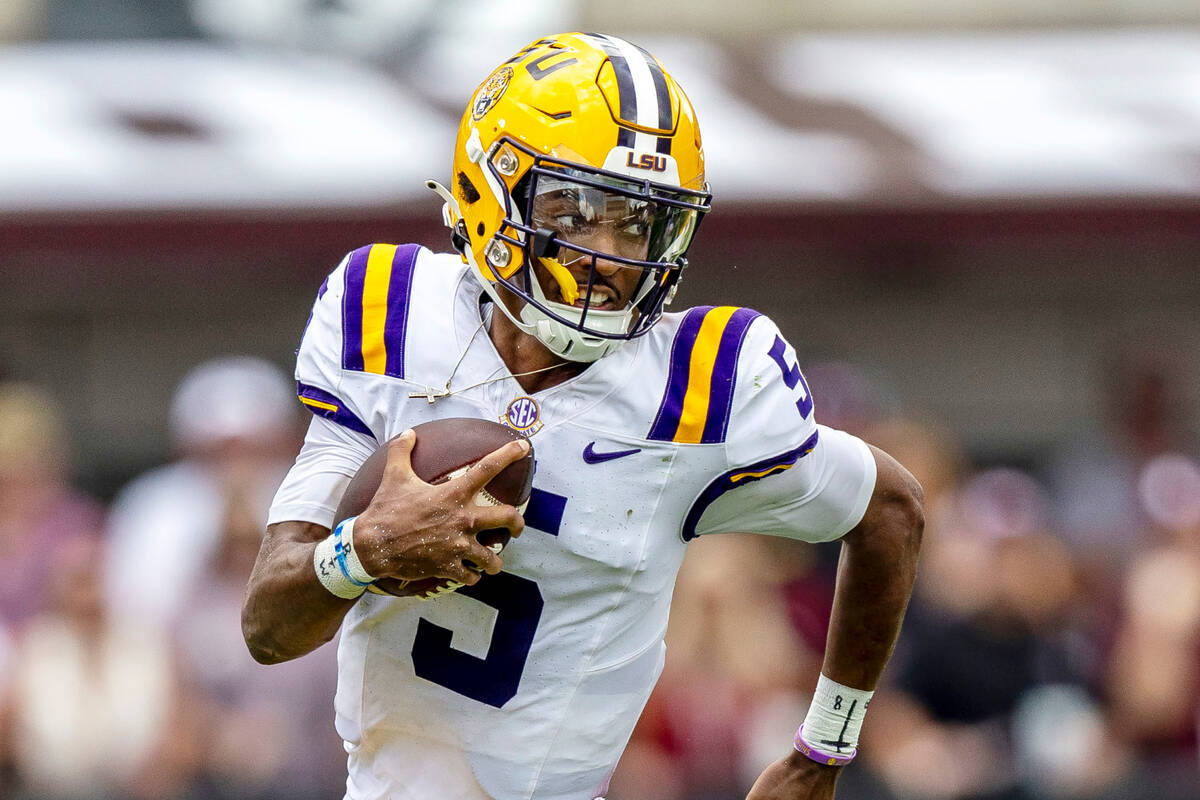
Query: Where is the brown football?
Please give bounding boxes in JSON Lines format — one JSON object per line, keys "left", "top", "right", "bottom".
{"left": 332, "top": 418, "right": 534, "bottom": 598}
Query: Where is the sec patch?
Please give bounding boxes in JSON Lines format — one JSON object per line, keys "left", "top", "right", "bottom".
{"left": 502, "top": 396, "right": 542, "bottom": 435}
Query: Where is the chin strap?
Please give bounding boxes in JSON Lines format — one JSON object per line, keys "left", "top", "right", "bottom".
{"left": 518, "top": 304, "right": 624, "bottom": 363}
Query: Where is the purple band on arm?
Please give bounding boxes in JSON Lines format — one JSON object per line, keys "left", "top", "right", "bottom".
{"left": 297, "top": 382, "right": 374, "bottom": 438}
{"left": 679, "top": 429, "right": 819, "bottom": 542}
{"left": 794, "top": 724, "right": 856, "bottom": 767}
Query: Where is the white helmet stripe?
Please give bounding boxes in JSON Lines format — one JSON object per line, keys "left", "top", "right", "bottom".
{"left": 585, "top": 33, "right": 665, "bottom": 153}
{"left": 631, "top": 43, "right": 672, "bottom": 128}
{"left": 632, "top": 42, "right": 674, "bottom": 154}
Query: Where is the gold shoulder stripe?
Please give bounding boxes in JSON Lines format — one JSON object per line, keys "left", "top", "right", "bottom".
{"left": 674, "top": 305, "right": 738, "bottom": 443}
{"left": 360, "top": 243, "right": 399, "bottom": 374}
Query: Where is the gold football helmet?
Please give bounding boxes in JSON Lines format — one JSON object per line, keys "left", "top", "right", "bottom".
{"left": 428, "top": 32, "right": 711, "bottom": 362}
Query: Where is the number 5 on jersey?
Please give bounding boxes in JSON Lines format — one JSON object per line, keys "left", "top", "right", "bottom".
{"left": 411, "top": 572, "right": 544, "bottom": 708}
{"left": 767, "top": 335, "right": 813, "bottom": 419}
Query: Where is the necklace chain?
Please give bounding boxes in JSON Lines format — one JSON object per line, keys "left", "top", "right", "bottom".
{"left": 407, "top": 315, "right": 569, "bottom": 403}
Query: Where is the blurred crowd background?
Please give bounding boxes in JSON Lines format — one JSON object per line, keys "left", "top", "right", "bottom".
{"left": 2, "top": 1, "right": 1199, "bottom": 799}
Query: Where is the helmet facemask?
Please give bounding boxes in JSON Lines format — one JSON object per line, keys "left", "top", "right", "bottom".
{"left": 483, "top": 139, "right": 710, "bottom": 361}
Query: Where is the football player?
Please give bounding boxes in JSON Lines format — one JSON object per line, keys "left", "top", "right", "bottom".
{"left": 243, "top": 33, "right": 923, "bottom": 800}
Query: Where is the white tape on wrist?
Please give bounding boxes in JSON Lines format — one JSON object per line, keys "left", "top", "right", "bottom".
{"left": 333, "top": 516, "right": 376, "bottom": 585}
{"left": 798, "top": 674, "right": 874, "bottom": 762}
{"left": 313, "top": 516, "right": 376, "bottom": 600}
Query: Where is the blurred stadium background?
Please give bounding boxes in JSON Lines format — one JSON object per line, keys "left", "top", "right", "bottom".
{"left": 1, "top": 1, "right": 1199, "bottom": 799}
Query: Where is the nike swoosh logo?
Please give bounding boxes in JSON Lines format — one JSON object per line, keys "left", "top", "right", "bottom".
{"left": 582, "top": 442, "right": 642, "bottom": 464}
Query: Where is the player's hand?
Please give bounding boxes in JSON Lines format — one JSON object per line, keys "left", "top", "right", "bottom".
{"left": 352, "top": 429, "right": 528, "bottom": 585}
{"left": 745, "top": 751, "right": 841, "bottom": 800}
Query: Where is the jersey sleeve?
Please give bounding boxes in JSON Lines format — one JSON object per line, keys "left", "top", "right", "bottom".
{"left": 294, "top": 250, "right": 375, "bottom": 438}
{"left": 294, "top": 242, "right": 423, "bottom": 439}
{"left": 277, "top": 242, "right": 425, "bottom": 525}
{"left": 684, "top": 315, "right": 877, "bottom": 543}
{"left": 267, "top": 415, "right": 377, "bottom": 527}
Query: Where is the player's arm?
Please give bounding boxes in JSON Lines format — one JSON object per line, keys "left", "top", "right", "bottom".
{"left": 687, "top": 317, "right": 922, "bottom": 799}
{"left": 746, "top": 444, "right": 923, "bottom": 800}
{"left": 823, "top": 445, "right": 923, "bottom": 691}
{"left": 242, "top": 428, "right": 527, "bottom": 665}
{"left": 243, "top": 246, "right": 530, "bottom": 664}
{"left": 242, "top": 519, "right": 356, "bottom": 664}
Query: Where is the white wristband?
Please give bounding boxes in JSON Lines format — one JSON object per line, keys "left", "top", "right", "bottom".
{"left": 333, "top": 516, "right": 376, "bottom": 585}
{"left": 312, "top": 516, "right": 376, "bottom": 599}
{"left": 799, "top": 674, "right": 874, "bottom": 759}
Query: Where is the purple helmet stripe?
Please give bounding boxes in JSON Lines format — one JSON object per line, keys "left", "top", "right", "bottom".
{"left": 700, "top": 308, "right": 762, "bottom": 443}
{"left": 633, "top": 41, "right": 673, "bottom": 154}
{"left": 647, "top": 306, "right": 712, "bottom": 441}
{"left": 607, "top": 53, "right": 637, "bottom": 117}
{"left": 633, "top": 42, "right": 673, "bottom": 132}
{"left": 680, "top": 429, "right": 820, "bottom": 541}
{"left": 341, "top": 246, "right": 371, "bottom": 372}
{"left": 587, "top": 34, "right": 639, "bottom": 148}
{"left": 297, "top": 382, "right": 374, "bottom": 438}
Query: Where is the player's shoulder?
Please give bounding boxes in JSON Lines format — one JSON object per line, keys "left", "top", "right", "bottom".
{"left": 634, "top": 304, "right": 781, "bottom": 445}
{"left": 647, "top": 303, "right": 781, "bottom": 356}
{"left": 294, "top": 243, "right": 468, "bottom": 436}
{"left": 317, "top": 241, "right": 466, "bottom": 308}
{"left": 303, "top": 243, "right": 467, "bottom": 378}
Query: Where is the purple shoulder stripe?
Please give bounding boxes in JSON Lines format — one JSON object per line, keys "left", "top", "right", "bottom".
{"left": 680, "top": 429, "right": 820, "bottom": 541}
{"left": 700, "top": 307, "right": 761, "bottom": 444}
{"left": 647, "top": 306, "right": 712, "bottom": 441}
{"left": 341, "top": 243, "right": 421, "bottom": 378}
{"left": 341, "top": 246, "right": 371, "bottom": 372}
{"left": 648, "top": 306, "right": 762, "bottom": 444}
{"left": 297, "top": 382, "right": 374, "bottom": 438}
{"left": 383, "top": 244, "right": 420, "bottom": 377}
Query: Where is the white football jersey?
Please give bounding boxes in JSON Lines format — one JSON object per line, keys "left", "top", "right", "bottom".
{"left": 268, "top": 244, "right": 877, "bottom": 800}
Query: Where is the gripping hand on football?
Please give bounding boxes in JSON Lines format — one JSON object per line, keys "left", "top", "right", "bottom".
{"left": 352, "top": 429, "right": 528, "bottom": 587}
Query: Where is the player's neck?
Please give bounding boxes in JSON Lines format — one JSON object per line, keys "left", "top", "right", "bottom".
{"left": 487, "top": 303, "right": 585, "bottom": 393}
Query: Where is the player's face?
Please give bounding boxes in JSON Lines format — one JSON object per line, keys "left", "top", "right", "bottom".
{"left": 529, "top": 185, "right": 650, "bottom": 311}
